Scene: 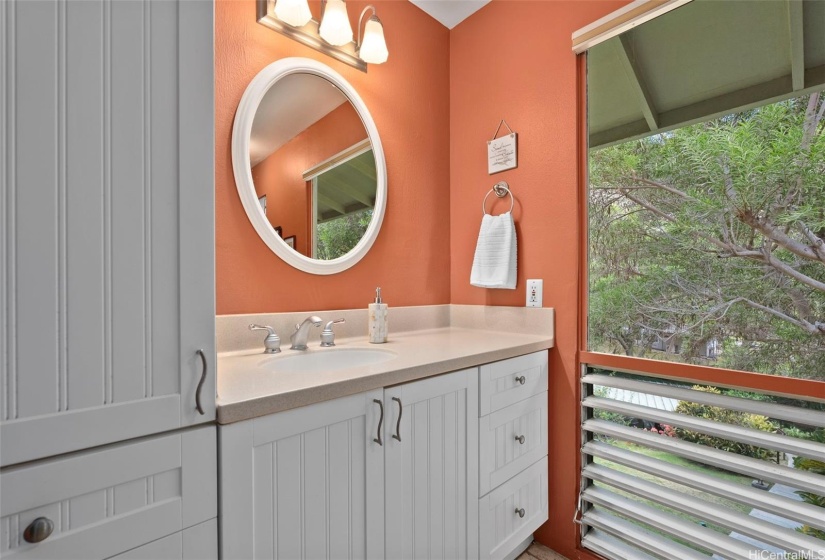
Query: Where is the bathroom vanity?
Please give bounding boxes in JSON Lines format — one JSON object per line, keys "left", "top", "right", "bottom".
{"left": 216, "top": 306, "right": 553, "bottom": 560}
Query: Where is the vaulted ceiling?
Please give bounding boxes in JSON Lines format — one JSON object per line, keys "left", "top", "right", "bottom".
{"left": 588, "top": 0, "right": 825, "bottom": 148}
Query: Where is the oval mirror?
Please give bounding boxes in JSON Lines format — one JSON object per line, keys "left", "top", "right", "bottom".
{"left": 232, "top": 58, "right": 387, "bottom": 275}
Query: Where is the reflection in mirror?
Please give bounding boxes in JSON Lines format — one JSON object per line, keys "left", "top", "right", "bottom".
{"left": 248, "top": 73, "right": 377, "bottom": 260}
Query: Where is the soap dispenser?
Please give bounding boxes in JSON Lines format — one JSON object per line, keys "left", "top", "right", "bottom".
{"left": 368, "top": 287, "right": 388, "bottom": 344}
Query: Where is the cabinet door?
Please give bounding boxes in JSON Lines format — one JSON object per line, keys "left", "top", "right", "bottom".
{"left": 107, "top": 518, "right": 218, "bottom": 560}
{"left": 384, "top": 369, "right": 479, "bottom": 560}
{"left": 220, "top": 390, "right": 385, "bottom": 560}
{"left": 0, "top": 0, "right": 215, "bottom": 467}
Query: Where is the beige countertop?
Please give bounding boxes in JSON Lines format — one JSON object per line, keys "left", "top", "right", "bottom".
{"left": 217, "top": 320, "right": 553, "bottom": 424}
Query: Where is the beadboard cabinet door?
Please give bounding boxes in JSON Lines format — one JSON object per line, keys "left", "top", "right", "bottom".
{"left": 383, "top": 369, "right": 480, "bottom": 560}
{"left": 0, "top": 0, "right": 215, "bottom": 467}
{"left": 219, "top": 390, "right": 386, "bottom": 560}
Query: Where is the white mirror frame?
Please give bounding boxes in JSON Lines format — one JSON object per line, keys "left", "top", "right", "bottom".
{"left": 232, "top": 57, "right": 387, "bottom": 275}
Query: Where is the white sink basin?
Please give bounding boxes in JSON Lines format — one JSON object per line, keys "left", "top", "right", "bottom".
{"left": 256, "top": 347, "right": 397, "bottom": 374}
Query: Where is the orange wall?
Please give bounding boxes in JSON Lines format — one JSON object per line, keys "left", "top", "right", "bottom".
{"left": 251, "top": 102, "right": 367, "bottom": 257}
{"left": 450, "top": 1, "right": 629, "bottom": 557}
{"left": 216, "top": 0, "right": 450, "bottom": 314}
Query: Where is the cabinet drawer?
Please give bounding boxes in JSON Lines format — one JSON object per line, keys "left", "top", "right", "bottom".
{"left": 108, "top": 518, "right": 217, "bottom": 560}
{"left": 0, "top": 426, "right": 216, "bottom": 560}
{"left": 479, "top": 392, "right": 548, "bottom": 496}
{"left": 479, "top": 457, "right": 548, "bottom": 560}
{"left": 479, "top": 351, "right": 548, "bottom": 416}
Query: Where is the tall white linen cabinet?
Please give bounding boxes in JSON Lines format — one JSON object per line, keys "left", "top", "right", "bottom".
{"left": 0, "top": 0, "right": 217, "bottom": 557}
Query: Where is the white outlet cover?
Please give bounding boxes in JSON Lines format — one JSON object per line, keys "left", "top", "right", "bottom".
{"left": 527, "top": 279, "right": 543, "bottom": 308}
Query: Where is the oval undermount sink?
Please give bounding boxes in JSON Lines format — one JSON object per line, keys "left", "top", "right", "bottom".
{"left": 257, "top": 348, "right": 397, "bottom": 374}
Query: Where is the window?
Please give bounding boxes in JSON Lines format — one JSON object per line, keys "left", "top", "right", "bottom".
{"left": 579, "top": 1, "right": 825, "bottom": 558}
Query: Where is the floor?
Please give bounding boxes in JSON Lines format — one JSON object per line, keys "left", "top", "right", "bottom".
{"left": 517, "top": 542, "right": 569, "bottom": 560}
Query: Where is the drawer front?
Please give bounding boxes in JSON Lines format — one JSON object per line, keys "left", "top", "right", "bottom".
{"left": 108, "top": 518, "right": 218, "bottom": 560}
{"left": 479, "top": 392, "right": 548, "bottom": 496}
{"left": 479, "top": 457, "right": 548, "bottom": 560}
{"left": 479, "top": 352, "right": 548, "bottom": 416}
{"left": 0, "top": 426, "right": 216, "bottom": 560}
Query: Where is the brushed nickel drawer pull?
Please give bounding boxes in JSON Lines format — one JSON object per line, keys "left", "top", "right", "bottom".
{"left": 392, "top": 397, "right": 402, "bottom": 442}
{"left": 373, "top": 399, "right": 384, "bottom": 446}
{"left": 515, "top": 434, "right": 525, "bottom": 445}
{"left": 515, "top": 508, "right": 525, "bottom": 518}
{"left": 515, "top": 375, "right": 526, "bottom": 385}
{"left": 23, "top": 517, "right": 54, "bottom": 543}
{"left": 195, "top": 349, "right": 207, "bottom": 415}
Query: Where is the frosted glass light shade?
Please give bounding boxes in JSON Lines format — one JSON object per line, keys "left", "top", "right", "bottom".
{"left": 319, "top": 0, "right": 353, "bottom": 46}
{"left": 274, "top": 0, "right": 312, "bottom": 27}
{"left": 359, "top": 17, "right": 388, "bottom": 64}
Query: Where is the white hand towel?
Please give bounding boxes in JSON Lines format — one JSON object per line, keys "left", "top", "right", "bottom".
{"left": 470, "top": 212, "right": 517, "bottom": 289}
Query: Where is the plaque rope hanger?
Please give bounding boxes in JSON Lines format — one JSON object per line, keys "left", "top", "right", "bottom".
{"left": 490, "top": 119, "right": 515, "bottom": 141}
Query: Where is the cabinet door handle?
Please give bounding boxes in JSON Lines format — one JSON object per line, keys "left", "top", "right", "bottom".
{"left": 515, "top": 375, "right": 526, "bottom": 385}
{"left": 392, "top": 397, "right": 402, "bottom": 442}
{"left": 195, "top": 349, "right": 207, "bottom": 415}
{"left": 515, "top": 508, "right": 525, "bottom": 518}
{"left": 373, "top": 399, "right": 384, "bottom": 446}
{"left": 515, "top": 434, "right": 525, "bottom": 445}
{"left": 23, "top": 517, "right": 54, "bottom": 543}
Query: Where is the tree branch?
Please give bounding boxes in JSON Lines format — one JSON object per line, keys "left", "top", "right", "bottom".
{"left": 739, "top": 211, "right": 825, "bottom": 263}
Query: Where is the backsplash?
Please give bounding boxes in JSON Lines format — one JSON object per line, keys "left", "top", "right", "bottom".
{"left": 217, "top": 304, "right": 554, "bottom": 354}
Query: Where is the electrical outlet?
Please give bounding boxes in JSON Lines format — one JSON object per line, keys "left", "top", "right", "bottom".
{"left": 526, "top": 279, "right": 543, "bottom": 307}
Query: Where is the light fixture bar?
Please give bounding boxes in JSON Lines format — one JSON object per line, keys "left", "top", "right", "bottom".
{"left": 257, "top": 0, "right": 367, "bottom": 72}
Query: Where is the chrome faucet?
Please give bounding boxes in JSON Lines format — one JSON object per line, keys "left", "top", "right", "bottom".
{"left": 290, "top": 316, "right": 322, "bottom": 350}
{"left": 249, "top": 324, "right": 281, "bottom": 354}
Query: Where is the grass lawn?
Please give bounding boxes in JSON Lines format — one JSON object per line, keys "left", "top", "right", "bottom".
{"left": 590, "top": 438, "right": 760, "bottom": 553}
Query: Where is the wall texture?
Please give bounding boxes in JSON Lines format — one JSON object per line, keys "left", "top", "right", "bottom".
{"left": 216, "top": 0, "right": 450, "bottom": 314}
{"left": 449, "top": 1, "right": 629, "bottom": 557}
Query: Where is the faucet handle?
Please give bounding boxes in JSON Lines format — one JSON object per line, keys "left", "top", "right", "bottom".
{"left": 249, "top": 324, "right": 281, "bottom": 354}
{"left": 320, "top": 318, "right": 346, "bottom": 347}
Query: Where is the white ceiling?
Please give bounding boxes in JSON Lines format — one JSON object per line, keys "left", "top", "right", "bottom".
{"left": 250, "top": 74, "right": 348, "bottom": 167}
{"left": 409, "top": 0, "right": 490, "bottom": 29}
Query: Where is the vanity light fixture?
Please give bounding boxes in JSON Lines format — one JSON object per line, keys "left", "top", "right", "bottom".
{"left": 318, "top": 0, "right": 353, "bottom": 46}
{"left": 273, "top": 0, "right": 312, "bottom": 28}
{"left": 256, "top": 0, "right": 387, "bottom": 72}
{"left": 357, "top": 6, "right": 388, "bottom": 64}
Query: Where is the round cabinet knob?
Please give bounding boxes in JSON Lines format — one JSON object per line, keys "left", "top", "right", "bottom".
{"left": 23, "top": 517, "right": 54, "bottom": 544}
{"left": 515, "top": 375, "right": 526, "bottom": 385}
{"left": 515, "top": 434, "right": 525, "bottom": 445}
{"left": 515, "top": 508, "right": 526, "bottom": 518}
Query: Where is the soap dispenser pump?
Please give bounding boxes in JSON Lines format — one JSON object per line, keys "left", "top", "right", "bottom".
{"left": 368, "top": 287, "right": 388, "bottom": 344}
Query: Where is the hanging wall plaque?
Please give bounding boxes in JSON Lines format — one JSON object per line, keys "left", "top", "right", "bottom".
{"left": 487, "top": 120, "right": 517, "bottom": 174}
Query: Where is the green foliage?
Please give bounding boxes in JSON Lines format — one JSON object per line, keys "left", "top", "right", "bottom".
{"left": 589, "top": 94, "right": 825, "bottom": 379}
{"left": 316, "top": 209, "right": 372, "bottom": 260}
{"left": 674, "top": 386, "right": 777, "bottom": 460}
{"left": 794, "top": 429, "right": 825, "bottom": 541}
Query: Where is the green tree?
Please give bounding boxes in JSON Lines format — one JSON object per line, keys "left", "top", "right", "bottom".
{"left": 316, "top": 209, "right": 373, "bottom": 260}
{"left": 589, "top": 93, "right": 825, "bottom": 378}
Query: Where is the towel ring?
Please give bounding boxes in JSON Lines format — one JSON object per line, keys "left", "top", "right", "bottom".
{"left": 482, "top": 182, "right": 514, "bottom": 215}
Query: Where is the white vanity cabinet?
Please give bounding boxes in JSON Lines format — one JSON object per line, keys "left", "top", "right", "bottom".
{"left": 219, "top": 368, "right": 479, "bottom": 560}
{"left": 220, "top": 352, "right": 548, "bottom": 560}
{"left": 0, "top": 0, "right": 215, "bottom": 467}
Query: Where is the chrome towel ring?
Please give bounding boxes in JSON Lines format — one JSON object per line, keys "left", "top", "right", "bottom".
{"left": 482, "top": 181, "right": 515, "bottom": 215}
